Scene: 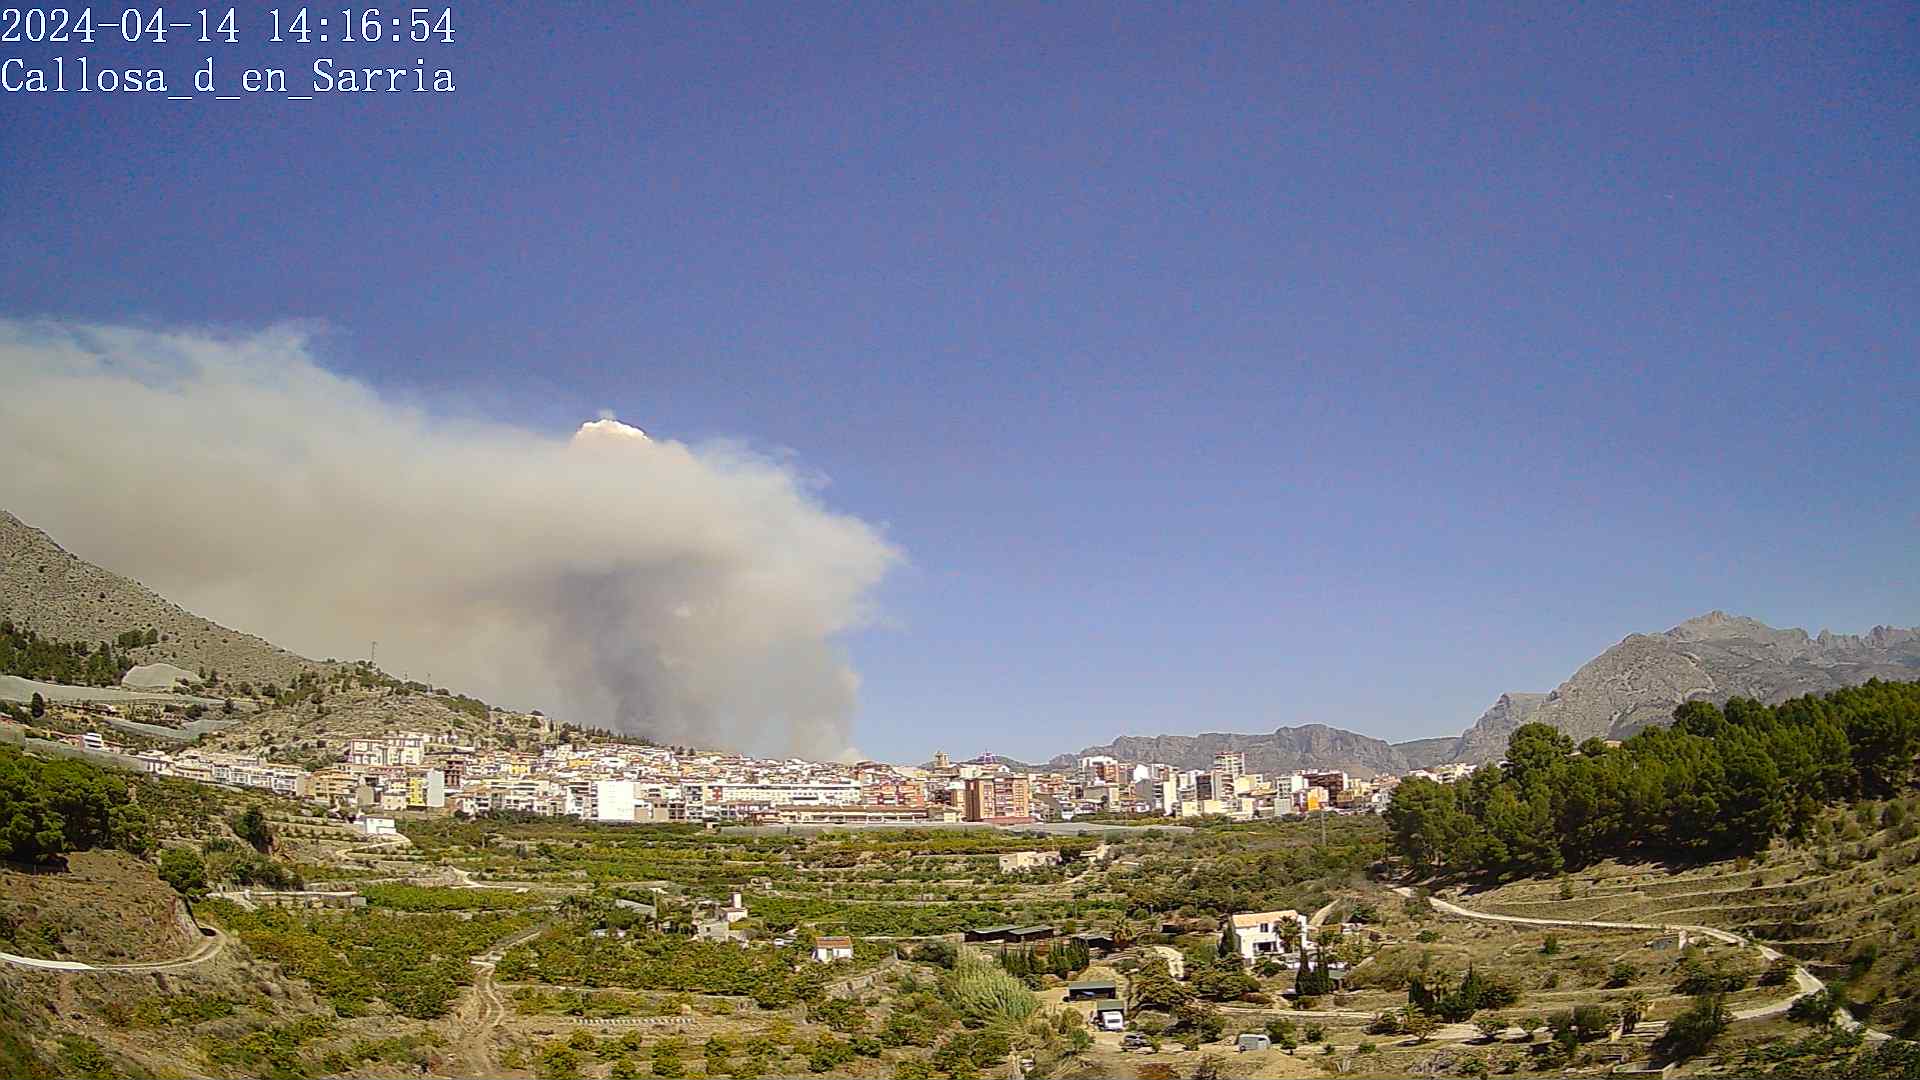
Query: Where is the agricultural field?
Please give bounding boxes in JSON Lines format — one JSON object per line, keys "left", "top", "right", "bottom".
{"left": 0, "top": 740, "right": 1911, "bottom": 1080}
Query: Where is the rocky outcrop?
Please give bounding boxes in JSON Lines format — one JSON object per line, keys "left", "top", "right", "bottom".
{"left": 1446, "top": 612, "right": 1920, "bottom": 763}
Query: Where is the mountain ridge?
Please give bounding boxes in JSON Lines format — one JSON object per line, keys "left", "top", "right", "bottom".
{"left": 0, "top": 509, "right": 320, "bottom": 688}
{"left": 1015, "top": 612, "right": 1920, "bottom": 775}
{"left": 1444, "top": 610, "right": 1920, "bottom": 763}
{"left": 1042, "top": 722, "right": 1413, "bottom": 778}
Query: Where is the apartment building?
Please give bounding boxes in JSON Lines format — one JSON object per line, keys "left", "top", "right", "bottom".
{"left": 963, "top": 775, "right": 1032, "bottom": 822}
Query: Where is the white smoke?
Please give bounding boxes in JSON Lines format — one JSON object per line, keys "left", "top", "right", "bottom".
{"left": 0, "top": 319, "right": 900, "bottom": 758}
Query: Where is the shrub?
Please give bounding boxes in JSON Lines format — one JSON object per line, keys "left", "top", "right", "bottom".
{"left": 940, "top": 950, "right": 1037, "bottom": 1025}
{"left": 1655, "top": 995, "right": 1728, "bottom": 1063}
{"left": 1788, "top": 989, "right": 1839, "bottom": 1026}
{"left": 159, "top": 847, "right": 209, "bottom": 898}
{"left": 1760, "top": 957, "right": 1796, "bottom": 987}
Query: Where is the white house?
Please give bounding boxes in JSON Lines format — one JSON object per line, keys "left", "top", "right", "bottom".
{"left": 1228, "top": 909, "right": 1309, "bottom": 963}
{"left": 811, "top": 935, "right": 854, "bottom": 963}
{"left": 355, "top": 816, "right": 398, "bottom": 837}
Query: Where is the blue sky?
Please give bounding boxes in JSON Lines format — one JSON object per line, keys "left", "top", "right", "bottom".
{"left": 3, "top": 5, "right": 1916, "bottom": 762}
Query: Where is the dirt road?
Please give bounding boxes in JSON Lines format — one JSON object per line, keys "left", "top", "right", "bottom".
{"left": 1392, "top": 885, "right": 1882, "bottom": 1038}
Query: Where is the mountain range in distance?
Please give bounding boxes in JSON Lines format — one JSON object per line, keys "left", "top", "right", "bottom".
{"left": 1017, "top": 611, "right": 1920, "bottom": 777}
{"left": 5, "top": 509, "right": 1917, "bottom": 776}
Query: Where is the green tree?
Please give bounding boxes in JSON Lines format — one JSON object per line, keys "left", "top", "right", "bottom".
{"left": 1655, "top": 995, "right": 1728, "bottom": 1062}
{"left": 230, "top": 806, "right": 273, "bottom": 853}
{"left": 158, "top": 847, "right": 208, "bottom": 898}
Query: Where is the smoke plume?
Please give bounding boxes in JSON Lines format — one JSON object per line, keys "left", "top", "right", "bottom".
{"left": 0, "top": 319, "right": 899, "bottom": 758}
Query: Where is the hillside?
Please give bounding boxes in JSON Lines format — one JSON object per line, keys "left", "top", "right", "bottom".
{"left": 0, "top": 511, "right": 319, "bottom": 689}
{"left": 1390, "top": 735, "right": 1460, "bottom": 771}
{"left": 1448, "top": 612, "right": 1920, "bottom": 763}
{"left": 1046, "top": 723, "right": 1413, "bottom": 778}
{"left": 1453, "top": 795, "right": 1920, "bottom": 1039}
{"left": 202, "top": 675, "right": 553, "bottom": 761}
{"left": 1019, "top": 614, "right": 1918, "bottom": 776}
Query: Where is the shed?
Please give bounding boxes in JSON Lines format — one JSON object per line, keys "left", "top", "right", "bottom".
{"left": 1236, "top": 1033, "right": 1271, "bottom": 1052}
{"left": 1065, "top": 979, "right": 1117, "bottom": 1001}
{"left": 1072, "top": 930, "right": 1117, "bottom": 953}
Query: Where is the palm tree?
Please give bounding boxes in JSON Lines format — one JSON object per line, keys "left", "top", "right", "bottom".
{"left": 1620, "top": 991, "right": 1650, "bottom": 1034}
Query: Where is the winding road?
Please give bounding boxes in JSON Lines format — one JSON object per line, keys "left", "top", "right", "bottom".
{"left": 1391, "top": 885, "right": 1883, "bottom": 1038}
{"left": 0, "top": 926, "right": 227, "bottom": 973}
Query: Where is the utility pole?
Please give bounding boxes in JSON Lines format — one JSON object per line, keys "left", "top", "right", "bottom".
{"left": 370, "top": 641, "right": 377, "bottom": 668}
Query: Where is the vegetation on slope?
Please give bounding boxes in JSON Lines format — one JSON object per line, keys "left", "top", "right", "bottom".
{"left": 0, "top": 744, "right": 155, "bottom": 864}
{"left": 0, "top": 620, "right": 138, "bottom": 686}
{"left": 1386, "top": 680, "right": 1920, "bottom": 877}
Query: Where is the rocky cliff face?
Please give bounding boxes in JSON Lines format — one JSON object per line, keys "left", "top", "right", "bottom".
{"left": 1447, "top": 612, "right": 1920, "bottom": 763}
{"left": 1047, "top": 723, "right": 1411, "bottom": 778}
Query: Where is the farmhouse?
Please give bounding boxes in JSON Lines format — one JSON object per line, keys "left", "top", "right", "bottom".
{"left": 811, "top": 936, "right": 854, "bottom": 963}
{"left": 1227, "top": 908, "right": 1309, "bottom": 963}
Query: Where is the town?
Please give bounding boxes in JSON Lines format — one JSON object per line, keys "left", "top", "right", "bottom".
{"left": 39, "top": 701, "right": 1471, "bottom": 829}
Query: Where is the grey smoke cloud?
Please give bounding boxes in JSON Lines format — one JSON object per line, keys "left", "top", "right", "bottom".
{"left": 0, "top": 319, "right": 899, "bottom": 758}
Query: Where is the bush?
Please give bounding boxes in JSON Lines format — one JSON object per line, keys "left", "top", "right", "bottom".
{"left": 1676, "top": 956, "right": 1749, "bottom": 996}
{"left": 1655, "top": 995, "right": 1728, "bottom": 1062}
{"left": 1788, "top": 989, "right": 1839, "bottom": 1026}
{"left": 940, "top": 950, "right": 1037, "bottom": 1025}
{"left": 230, "top": 806, "right": 273, "bottom": 852}
{"left": 159, "top": 847, "right": 209, "bottom": 898}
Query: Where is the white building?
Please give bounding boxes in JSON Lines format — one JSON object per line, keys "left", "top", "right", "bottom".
{"left": 355, "top": 816, "right": 398, "bottom": 836}
{"left": 1134, "top": 778, "right": 1178, "bottom": 816}
{"left": 595, "top": 779, "right": 638, "bottom": 822}
{"left": 1228, "top": 909, "right": 1309, "bottom": 963}
{"left": 811, "top": 935, "right": 854, "bottom": 963}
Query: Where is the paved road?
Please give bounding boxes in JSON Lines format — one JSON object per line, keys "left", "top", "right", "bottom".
{"left": 1392, "top": 885, "right": 1883, "bottom": 1038}
{"left": 0, "top": 927, "right": 227, "bottom": 972}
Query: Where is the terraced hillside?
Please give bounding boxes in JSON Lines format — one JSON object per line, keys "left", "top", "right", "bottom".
{"left": 1451, "top": 796, "right": 1920, "bottom": 1036}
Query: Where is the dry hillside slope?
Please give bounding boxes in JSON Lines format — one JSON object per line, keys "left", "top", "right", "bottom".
{"left": 0, "top": 510, "right": 319, "bottom": 687}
